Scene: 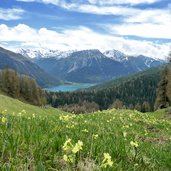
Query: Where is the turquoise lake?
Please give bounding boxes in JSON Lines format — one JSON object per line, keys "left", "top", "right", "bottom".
{"left": 45, "top": 84, "right": 95, "bottom": 92}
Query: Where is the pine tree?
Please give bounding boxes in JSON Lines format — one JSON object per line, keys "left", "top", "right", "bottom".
{"left": 154, "top": 51, "right": 171, "bottom": 110}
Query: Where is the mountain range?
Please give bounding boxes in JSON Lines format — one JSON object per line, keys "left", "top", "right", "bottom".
{"left": 0, "top": 47, "right": 60, "bottom": 87}
{"left": 18, "top": 48, "right": 165, "bottom": 83}
{"left": 0, "top": 47, "right": 165, "bottom": 86}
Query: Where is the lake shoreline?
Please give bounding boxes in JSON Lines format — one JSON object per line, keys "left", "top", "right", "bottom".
{"left": 45, "top": 83, "right": 97, "bottom": 92}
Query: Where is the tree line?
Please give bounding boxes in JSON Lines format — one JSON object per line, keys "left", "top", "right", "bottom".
{"left": 155, "top": 52, "right": 171, "bottom": 110}
{"left": 0, "top": 68, "right": 46, "bottom": 106}
{"left": 46, "top": 66, "right": 161, "bottom": 112}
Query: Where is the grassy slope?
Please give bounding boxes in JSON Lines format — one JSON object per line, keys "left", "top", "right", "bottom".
{"left": 0, "top": 94, "right": 62, "bottom": 116}
{"left": 0, "top": 95, "right": 171, "bottom": 171}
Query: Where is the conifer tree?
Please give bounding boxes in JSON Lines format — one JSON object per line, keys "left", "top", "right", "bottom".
{"left": 155, "top": 51, "right": 171, "bottom": 109}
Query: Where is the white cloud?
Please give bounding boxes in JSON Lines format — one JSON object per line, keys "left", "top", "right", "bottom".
{"left": 0, "top": 24, "right": 170, "bottom": 59}
{"left": 18, "top": 0, "right": 162, "bottom": 5}
{"left": 0, "top": 8, "right": 25, "bottom": 20}
{"left": 87, "top": 0, "right": 161, "bottom": 5}
{"left": 108, "top": 23, "right": 171, "bottom": 39}
{"left": 63, "top": 4, "right": 141, "bottom": 16}
{"left": 106, "top": 7, "right": 171, "bottom": 39}
{"left": 126, "top": 9, "right": 171, "bottom": 25}
{"left": 16, "top": 0, "right": 157, "bottom": 16}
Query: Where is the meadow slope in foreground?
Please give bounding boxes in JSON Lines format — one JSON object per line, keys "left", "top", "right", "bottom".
{"left": 0, "top": 95, "right": 171, "bottom": 171}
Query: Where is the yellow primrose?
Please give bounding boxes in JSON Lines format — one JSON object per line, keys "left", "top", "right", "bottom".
{"left": 72, "top": 140, "right": 83, "bottom": 154}
{"left": 93, "top": 134, "right": 99, "bottom": 139}
{"left": 100, "top": 153, "right": 113, "bottom": 168}
{"left": 2, "top": 117, "right": 7, "bottom": 123}
{"left": 1, "top": 109, "right": 7, "bottom": 114}
{"left": 82, "top": 129, "right": 89, "bottom": 133}
{"left": 63, "top": 154, "right": 74, "bottom": 163}
{"left": 63, "top": 138, "right": 73, "bottom": 151}
{"left": 130, "top": 141, "right": 139, "bottom": 148}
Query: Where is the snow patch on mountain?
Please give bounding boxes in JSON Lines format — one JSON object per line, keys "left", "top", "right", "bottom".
{"left": 17, "top": 48, "right": 76, "bottom": 59}
{"left": 103, "top": 49, "right": 128, "bottom": 62}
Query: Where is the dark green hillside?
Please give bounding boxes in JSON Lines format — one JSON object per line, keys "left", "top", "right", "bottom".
{"left": 47, "top": 66, "right": 162, "bottom": 111}
{"left": 0, "top": 69, "right": 46, "bottom": 106}
{"left": 0, "top": 47, "right": 60, "bottom": 87}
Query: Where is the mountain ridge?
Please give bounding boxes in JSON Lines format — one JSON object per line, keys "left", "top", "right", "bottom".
{"left": 0, "top": 47, "right": 60, "bottom": 87}
{"left": 31, "top": 49, "right": 165, "bottom": 83}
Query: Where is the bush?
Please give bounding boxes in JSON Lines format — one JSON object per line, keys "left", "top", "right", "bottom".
{"left": 59, "top": 101, "right": 99, "bottom": 114}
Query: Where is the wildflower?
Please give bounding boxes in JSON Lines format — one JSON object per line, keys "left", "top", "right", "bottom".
{"left": 130, "top": 141, "right": 139, "bottom": 148}
{"left": 63, "top": 154, "right": 74, "bottom": 163}
{"left": 144, "top": 130, "right": 148, "bottom": 136}
{"left": 72, "top": 140, "right": 83, "bottom": 153}
{"left": 63, "top": 138, "right": 73, "bottom": 151}
{"left": 32, "top": 113, "right": 35, "bottom": 118}
{"left": 2, "top": 117, "right": 7, "bottom": 123}
{"left": 123, "top": 132, "right": 127, "bottom": 138}
{"left": 21, "top": 110, "right": 26, "bottom": 114}
{"left": 82, "top": 129, "right": 89, "bottom": 133}
{"left": 100, "top": 153, "right": 113, "bottom": 168}
{"left": 93, "top": 134, "right": 99, "bottom": 139}
{"left": 134, "top": 163, "right": 138, "bottom": 167}
{"left": 1, "top": 109, "right": 7, "bottom": 114}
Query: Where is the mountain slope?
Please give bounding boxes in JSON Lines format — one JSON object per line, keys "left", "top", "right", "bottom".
{"left": 0, "top": 47, "right": 60, "bottom": 87}
{"left": 104, "top": 50, "right": 165, "bottom": 71}
{"left": 47, "top": 66, "right": 163, "bottom": 110}
{"left": 34, "top": 49, "right": 139, "bottom": 83}
{"left": 33, "top": 49, "right": 164, "bottom": 83}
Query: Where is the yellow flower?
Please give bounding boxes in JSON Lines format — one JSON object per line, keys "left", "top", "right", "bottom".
{"left": 134, "top": 163, "right": 139, "bottom": 167}
{"left": 82, "top": 129, "right": 89, "bottom": 133}
{"left": 21, "top": 110, "right": 26, "bottom": 114}
{"left": 104, "top": 153, "right": 111, "bottom": 160}
{"left": 2, "top": 117, "right": 7, "bottom": 123}
{"left": 123, "top": 132, "right": 127, "bottom": 138}
{"left": 63, "top": 154, "right": 74, "bottom": 163}
{"left": 63, "top": 154, "right": 68, "bottom": 161}
{"left": 32, "top": 113, "right": 35, "bottom": 118}
{"left": 101, "top": 153, "right": 113, "bottom": 168}
{"left": 63, "top": 138, "right": 72, "bottom": 151}
{"left": 130, "top": 141, "right": 139, "bottom": 148}
{"left": 93, "top": 134, "right": 99, "bottom": 139}
{"left": 72, "top": 140, "right": 83, "bottom": 153}
{"left": 1, "top": 109, "right": 7, "bottom": 114}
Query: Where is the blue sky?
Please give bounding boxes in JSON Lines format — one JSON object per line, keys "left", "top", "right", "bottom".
{"left": 0, "top": 0, "right": 171, "bottom": 59}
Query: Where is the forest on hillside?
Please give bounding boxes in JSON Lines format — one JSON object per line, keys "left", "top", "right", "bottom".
{"left": 0, "top": 69, "right": 46, "bottom": 106}
{"left": 1, "top": 58, "right": 171, "bottom": 114}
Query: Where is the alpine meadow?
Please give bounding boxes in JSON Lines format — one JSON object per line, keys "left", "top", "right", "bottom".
{"left": 0, "top": 0, "right": 171, "bottom": 170}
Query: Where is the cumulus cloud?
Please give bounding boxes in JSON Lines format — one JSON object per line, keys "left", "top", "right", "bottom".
{"left": 0, "top": 24, "right": 170, "bottom": 59}
{"left": 106, "top": 7, "right": 171, "bottom": 39}
{"left": 0, "top": 8, "right": 25, "bottom": 20}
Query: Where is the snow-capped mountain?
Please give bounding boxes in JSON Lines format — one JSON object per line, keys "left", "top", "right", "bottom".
{"left": 32, "top": 49, "right": 165, "bottom": 83}
{"left": 17, "top": 48, "right": 75, "bottom": 59}
{"left": 103, "top": 49, "right": 128, "bottom": 62}
{"left": 103, "top": 50, "right": 165, "bottom": 71}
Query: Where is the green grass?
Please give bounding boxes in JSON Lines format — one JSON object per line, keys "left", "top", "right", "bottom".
{"left": 0, "top": 95, "right": 62, "bottom": 116}
{"left": 0, "top": 95, "right": 171, "bottom": 170}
